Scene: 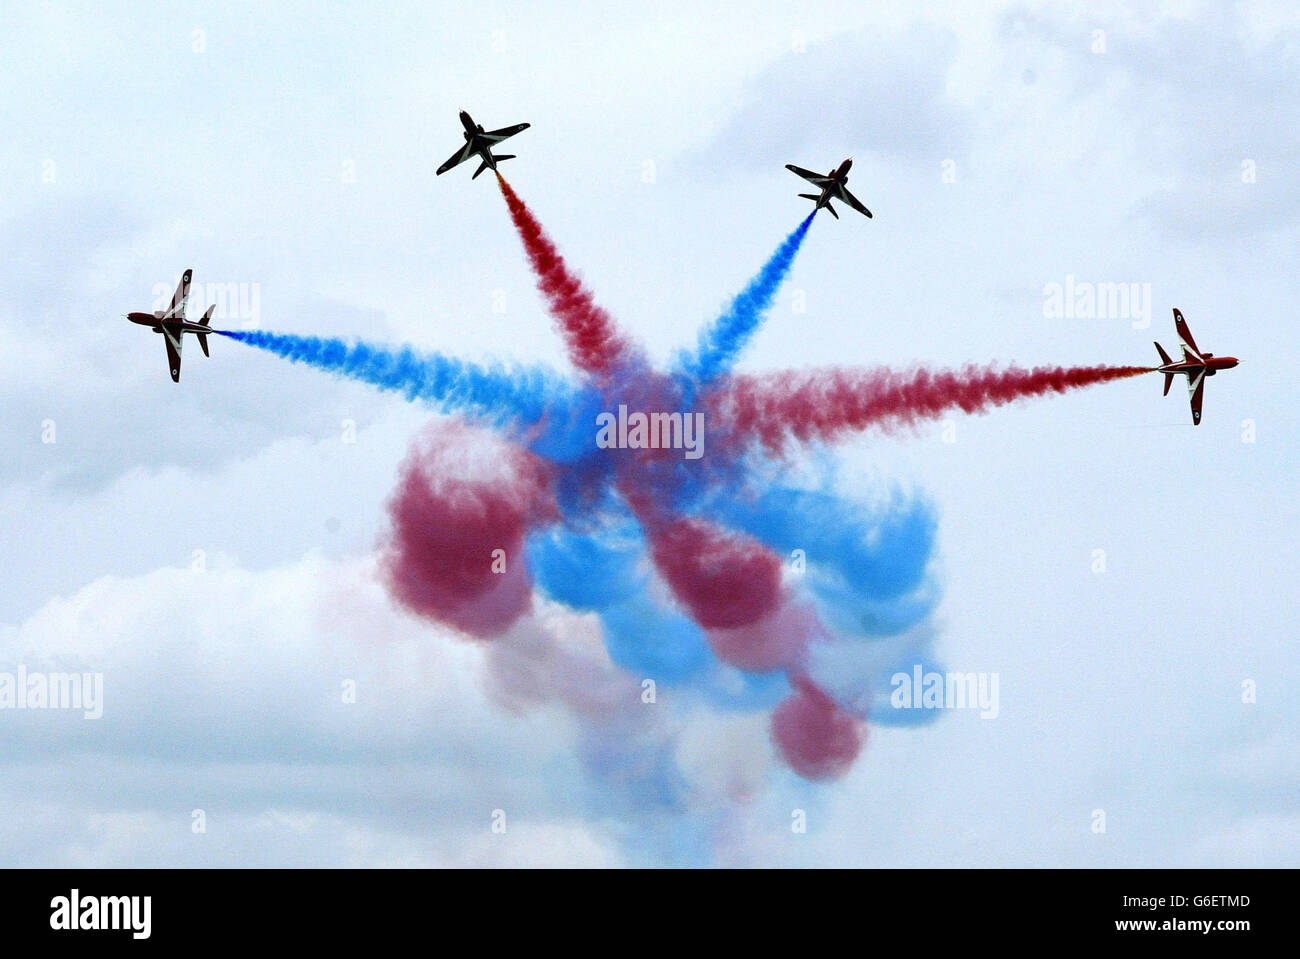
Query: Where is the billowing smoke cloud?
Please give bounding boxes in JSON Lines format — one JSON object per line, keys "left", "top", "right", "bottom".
{"left": 771, "top": 675, "right": 864, "bottom": 780}
{"left": 228, "top": 179, "right": 1148, "bottom": 796}
{"left": 647, "top": 517, "right": 785, "bottom": 631}
{"left": 381, "top": 421, "right": 558, "bottom": 636}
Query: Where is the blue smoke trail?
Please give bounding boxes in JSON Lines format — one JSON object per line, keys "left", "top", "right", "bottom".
{"left": 217, "top": 329, "right": 576, "bottom": 426}
{"left": 677, "top": 212, "right": 815, "bottom": 388}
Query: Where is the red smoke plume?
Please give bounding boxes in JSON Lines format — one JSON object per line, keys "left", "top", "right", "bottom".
{"left": 381, "top": 423, "right": 558, "bottom": 638}
{"left": 771, "top": 677, "right": 864, "bottom": 780}
{"left": 711, "top": 364, "right": 1153, "bottom": 450}
{"left": 496, "top": 174, "right": 635, "bottom": 377}
{"left": 647, "top": 517, "right": 785, "bottom": 630}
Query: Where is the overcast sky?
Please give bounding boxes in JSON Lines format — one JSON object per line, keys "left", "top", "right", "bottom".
{"left": 1, "top": 0, "right": 1296, "bottom": 866}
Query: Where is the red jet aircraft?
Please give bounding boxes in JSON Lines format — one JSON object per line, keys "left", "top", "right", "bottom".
{"left": 126, "top": 269, "right": 215, "bottom": 382}
{"left": 785, "top": 158, "right": 873, "bottom": 220}
{"left": 1154, "top": 309, "right": 1239, "bottom": 425}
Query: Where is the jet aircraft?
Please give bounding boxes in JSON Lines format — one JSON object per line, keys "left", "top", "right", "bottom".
{"left": 126, "top": 269, "right": 215, "bottom": 382}
{"left": 1154, "top": 309, "right": 1239, "bottom": 425}
{"left": 785, "top": 158, "right": 872, "bottom": 219}
{"left": 436, "top": 110, "right": 530, "bottom": 179}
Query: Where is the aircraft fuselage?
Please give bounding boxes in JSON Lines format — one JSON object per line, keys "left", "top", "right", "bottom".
{"left": 1157, "top": 354, "right": 1240, "bottom": 377}
{"left": 814, "top": 158, "right": 853, "bottom": 209}
{"left": 126, "top": 269, "right": 215, "bottom": 382}
{"left": 1155, "top": 309, "right": 1239, "bottom": 424}
{"left": 126, "top": 311, "right": 209, "bottom": 336}
{"left": 458, "top": 110, "right": 499, "bottom": 172}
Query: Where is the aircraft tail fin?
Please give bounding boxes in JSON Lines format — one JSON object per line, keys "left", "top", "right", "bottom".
{"left": 198, "top": 304, "right": 214, "bottom": 357}
{"left": 1162, "top": 372, "right": 1174, "bottom": 396}
{"left": 473, "top": 154, "right": 515, "bottom": 179}
{"left": 1154, "top": 341, "right": 1172, "bottom": 365}
{"left": 801, "top": 194, "right": 839, "bottom": 217}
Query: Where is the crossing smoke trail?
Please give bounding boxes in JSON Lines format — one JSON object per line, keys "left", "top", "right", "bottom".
{"left": 495, "top": 173, "right": 638, "bottom": 377}
{"left": 218, "top": 184, "right": 1150, "bottom": 796}
{"left": 679, "top": 212, "right": 816, "bottom": 387}
{"left": 711, "top": 363, "right": 1154, "bottom": 449}
{"left": 371, "top": 178, "right": 936, "bottom": 783}
{"left": 215, "top": 329, "right": 575, "bottom": 426}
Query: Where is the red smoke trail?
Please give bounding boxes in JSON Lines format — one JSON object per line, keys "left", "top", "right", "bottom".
{"left": 496, "top": 174, "right": 636, "bottom": 377}
{"left": 711, "top": 364, "right": 1153, "bottom": 450}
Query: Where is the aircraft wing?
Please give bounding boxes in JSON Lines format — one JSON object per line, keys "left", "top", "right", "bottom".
{"left": 1173, "top": 309, "right": 1203, "bottom": 361}
{"left": 482, "top": 122, "right": 529, "bottom": 143}
{"left": 162, "top": 326, "right": 183, "bottom": 383}
{"left": 786, "top": 164, "right": 833, "bottom": 186}
{"left": 835, "top": 183, "right": 873, "bottom": 218}
{"left": 161, "top": 269, "right": 192, "bottom": 321}
{"left": 1186, "top": 368, "right": 1205, "bottom": 425}
{"left": 436, "top": 141, "right": 477, "bottom": 175}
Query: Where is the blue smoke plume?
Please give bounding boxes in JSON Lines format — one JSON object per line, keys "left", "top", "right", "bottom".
{"left": 677, "top": 212, "right": 815, "bottom": 388}
{"left": 706, "top": 484, "right": 939, "bottom": 636}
